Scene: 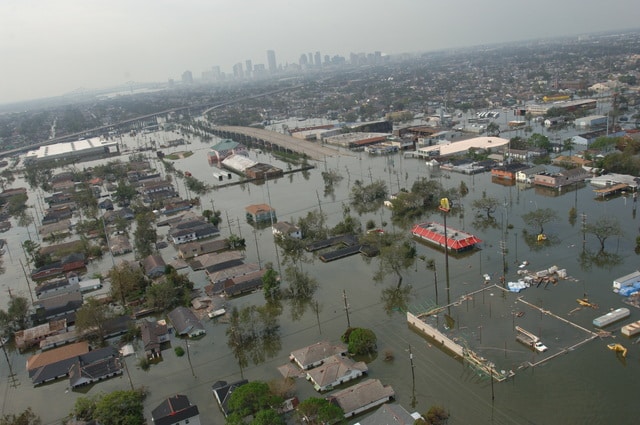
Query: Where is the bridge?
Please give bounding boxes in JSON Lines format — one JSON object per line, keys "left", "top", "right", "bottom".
{"left": 210, "top": 126, "right": 341, "bottom": 161}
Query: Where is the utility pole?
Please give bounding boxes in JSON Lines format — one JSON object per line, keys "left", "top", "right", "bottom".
{"left": 185, "top": 339, "right": 195, "bottom": 378}
{"left": 342, "top": 290, "right": 351, "bottom": 329}
{"left": 581, "top": 213, "right": 587, "bottom": 250}
{"left": 19, "top": 258, "right": 34, "bottom": 304}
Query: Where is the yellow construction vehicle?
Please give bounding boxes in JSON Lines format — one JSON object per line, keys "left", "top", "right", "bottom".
{"left": 577, "top": 298, "right": 598, "bottom": 309}
{"left": 607, "top": 343, "right": 628, "bottom": 358}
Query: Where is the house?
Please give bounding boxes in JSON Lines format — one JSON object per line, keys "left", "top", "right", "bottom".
{"left": 515, "top": 165, "right": 547, "bottom": 183}
{"left": 490, "top": 163, "right": 529, "bottom": 180}
{"left": 245, "top": 203, "right": 276, "bottom": 223}
{"left": 42, "top": 206, "right": 74, "bottom": 225}
{"left": 212, "top": 379, "right": 248, "bottom": 417}
{"left": 206, "top": 263, "right": 261, "bottom": 295}
{"left": 152, "top": 395, "right": 201, "bottom": 425}
{"left": 354, "top": 403, "right": 422, "bottom": 425}
{"left": 98, "top": 198, "right": 114, "bottom": 210}
{"left": 143, "top": 254, "right": 167, "bottom": 278}
{"left": 306, "top": 354, "right": 368, "bottom": 392}
{"left": 33, "top": 291, "right": 83, "bottom": 322}
{"left": 168, "top": 307, "right": 206, "bottom": 338}
{"left": 221, "top": 268, "right": 267, "bottom": 298}
{"left": 110, "top": 235, "right": 133, "bottom": 256}
{"left": 14, "top": 319, "right": 68, "bottom": 351}
{"left": 140, "top": 319, "right": 170, "bottom": 359}
{"left": 290, "top": 341, "right": 348, "bottom": 370}
{"left": 68, "top": 347, "right": 122, "bottom": 389}
{"left": 60, "top": 252, "right": 87, "bottom": 273}
{"left": 272, "top": 221, "right": 302, "bottom": 239}
{"left": 327, "top": 379, "right": 395, "bottom": 418}
{"left": 190, "top": 251, "right": 244, "bottom": 273}
{"left": 533, "top": 167, "right": 590, "bottom": 189}
{"left": 162, "top": 199, "right": 192, "bottom": 215}
{"left": 168, "top": 217, "right": 220, "bottom": 245}
{"left": 78, "top": 277, "right": 103, "bottom": 293}
{"left": 26, "top": 342, "right": 116, "bottom": 386}
{"left": 35, "top": 276, "right": 79, "bottom": 298}
{"left": 177, "top": 238, "right": 229, "bottom": 260}
{"left": 139, "top": 180, "right": 175, "bottom": 195}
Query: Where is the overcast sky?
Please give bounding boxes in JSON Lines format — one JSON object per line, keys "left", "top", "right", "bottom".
{"left": 1, "top": 0, "right": 638, "bottom": 104}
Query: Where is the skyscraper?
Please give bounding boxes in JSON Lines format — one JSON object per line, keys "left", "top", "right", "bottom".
{"left": 267, "top": 50, "right": 277, "bottom": 74}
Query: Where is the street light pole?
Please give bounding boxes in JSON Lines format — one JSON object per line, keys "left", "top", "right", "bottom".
{"left": 439, "top": 198, "right": 451, "bottom": 305}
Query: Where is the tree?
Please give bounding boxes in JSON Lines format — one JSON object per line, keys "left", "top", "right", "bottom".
{"left": 113, "top": 180, "right": 137, "bottom": 205}
{"left": 471, "top": 195, "right": 500, "bottom": 219}
{"left": 6, "top": 296, "right": 30, "bottom": 330}
{"left": 414, "top": 405, "right": 449, "bottom": 425}
{"left": 349, "top": 179, "right": 388, "bottom": 214}
{"left": 228, "top": 234, "right": 246, "bottom": 250}
{"left": 368, "top": 232, "right": 416, "bottom": 288}
{"left": 262, "top": 265, "right": 280, "bottom": 300}
{"left": 522, "top": 208, "right": 558, "bottom": 235}
{"left": 226, "top": 305, "right": 281, "bottom": 376}
{"left": 109, "top": 261, "right": 148, "bottom": 305}
{"left": 0, "top": 408, "right": 41, "bottom": 425}
{"left": 134, "top": 211, "right": 157, "bottom": 258}
{"left": 75, "top": 297, "right": 111, "bottom": 341}
{"left": 297, "top": 210, "right": 327, "bottom": 241}
{"left": 92, "top": 390, "right": 146, "bottom": 425}
{"left": 585, "top": 215, "right": 623, "bottom": 252}
{"left": 528, "top": 133, "right": 551, "bottom": 151}
{"left": 251, "top": 409, "right": 285, "bottom": 425}
{"left": 226, "top": 381, "right": 283, "bottom": 425}
{"left": 486, "top": 121, "right": 500, "bottom": 136}
{"left": 296, "top": 397, "right": 344, "bottom": 425}
{"left": 342, "top": 327, "right": 377, "bottom": 355}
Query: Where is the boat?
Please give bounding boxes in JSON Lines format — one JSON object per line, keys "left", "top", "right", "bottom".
{"left": 593, "top": 308, "right": 630, "bottom": 328}
{"left": 607, "top": 343, "right": 627, "bottom": 357}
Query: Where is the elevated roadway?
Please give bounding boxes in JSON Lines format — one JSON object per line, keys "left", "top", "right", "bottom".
{"left": 211, "top": 126, "right": 341, "bottom": 161}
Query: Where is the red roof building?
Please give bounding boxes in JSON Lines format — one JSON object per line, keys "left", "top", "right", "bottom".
{"left": 411, "top": 222, "right": 482, "bottom": 253}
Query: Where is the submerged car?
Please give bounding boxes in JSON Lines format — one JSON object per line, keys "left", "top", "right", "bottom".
{"left": 534, "top": 341, "right": 548, "bottom": 353}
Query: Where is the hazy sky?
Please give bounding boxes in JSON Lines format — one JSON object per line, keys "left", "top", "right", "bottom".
{"left": 1, "top": 0, "right": 638, "bottom": 103}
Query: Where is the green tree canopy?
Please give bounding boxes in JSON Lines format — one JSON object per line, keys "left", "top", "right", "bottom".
{"left": 296, "top": 397, "right": 343, "bottom": 425}
{"left": 133, "top": 211, "right": 157, "bottom": 258}
{"left": 226, "top": 381, "right": 283, "bottom": 424}
{"left": 75, "top": 298, "right": 112, "bottom": 341}
{"left": 0, "top": 408, "right": 41, "bottom": 425}
{"left": 522, "top": 207, "right": 558, "bottom": 235}
{"left": 471, "top": 195, "right": 500, "bottom": 219}
{"left": 342, "top": 327, "right": 377, "bottom": 355}
{"left": 585, "top": 215, "right": 623, "bottom": 252}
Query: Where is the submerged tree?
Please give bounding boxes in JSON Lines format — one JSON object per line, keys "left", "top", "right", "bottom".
{"left": 226, "top": 304, "right": 281, "bottom": 377}
{"left": 367, "top": 232, "right": 416, "bottom": 289}
{"left": 522, "top": 207, "right": 558, "bottom": 235}
{"left": 134, "top": 210, "right": 157, "bottom": 258}
{"left": 471, "top": 194, "right": 500, "bottom": 219}
{"left": 584, "top": 215, "right": 623, "bottom": 252}
{"left": 349, "top": 179, "right": 388, "bottom": 214}
{"left": 295, "top": 397, "right": 344, "bottom": 425}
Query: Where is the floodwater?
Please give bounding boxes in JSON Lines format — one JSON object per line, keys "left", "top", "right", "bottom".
{"left": 1, "top": 128, "right": 640, "bottom": 425}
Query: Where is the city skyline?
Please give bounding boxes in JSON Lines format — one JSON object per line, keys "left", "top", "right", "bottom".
{"left": 1, "top": 0, "right": 639, "bottom": 104}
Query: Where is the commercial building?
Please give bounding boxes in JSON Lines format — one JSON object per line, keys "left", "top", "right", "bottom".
{"left": 25, "top": 137, "right": 119, "bottom": 163}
